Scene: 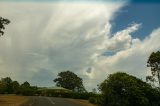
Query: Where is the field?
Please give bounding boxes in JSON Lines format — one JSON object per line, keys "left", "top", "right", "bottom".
{"left": 0, "top": 95, "right": 28, "bottom": 106}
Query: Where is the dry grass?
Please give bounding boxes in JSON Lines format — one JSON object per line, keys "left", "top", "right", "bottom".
{"left": 0, "top": 95, "right": 28, "bottom": 106}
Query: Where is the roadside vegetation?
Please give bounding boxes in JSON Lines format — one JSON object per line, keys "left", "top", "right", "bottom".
{"left": 0, "top": 17, "right": 160, "bottom": 106}
{"left": 0, "top": 77, "right": 37, "bottom": 96}
{"left": 98, "top": 72, "right": 160, "bottom": 106}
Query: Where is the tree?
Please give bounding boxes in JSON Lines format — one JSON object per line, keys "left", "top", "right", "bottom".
{"left": 0, "top": 77, "right": 13, "bottom": 94}
{"left": 0, "top": 17, "right": 10, "bottom": 36}
{"left": 0, "top": 78, "right": 37, "bottom": 95}
{"left": 92, "top": 88, "right": 97, "bottom": 94}
{"left": 99, "top": 72, "right": 160, "bottom": 106}
{"left": 147, "top": 51, "right": 160, "bottom": 87}
{"left": 12, "top": 81, "right": 20, "bottom": 93}
{"left": 0, "top": 77, "right": 20, "bottom": 94}
{"left": 19, "top": 81, "right": 37, "bottom": 96}
{"left": 54, "top": 71, "right": 86, "bottom": 92}
{"left": 0, "top": 79, "right": 6, "bottom": 93}
{"left": 21, "top": 81, "right": 30, "bottom": 88}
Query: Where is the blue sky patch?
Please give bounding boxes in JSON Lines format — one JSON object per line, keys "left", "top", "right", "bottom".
{"left": 111, "top": 3, "right": 160, "bottom": 40}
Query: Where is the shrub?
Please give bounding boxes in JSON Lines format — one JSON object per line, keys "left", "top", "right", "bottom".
{"left": 40, "top": 89, "right": 98, "bottom": 100}
{"left": 89, "top": 97, "right": 97, "bottom": 104}
{"left": 99, "top": 72, "right": 160, "bottom": 106}
{"left": 17, "top": 87, "right": 37, "bottom": 96}
{"left": 89, "top": 94, "right": 103, "bottom": 104}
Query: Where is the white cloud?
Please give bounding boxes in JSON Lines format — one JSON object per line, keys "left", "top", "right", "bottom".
{"left": 0, "top": 2, "right": 124, "bottom": 88}
{"left": 0, "top": 2, "right": 159, "bottom": 91}
{"left": 106, "top": 23, "right": 141, "bottom": 51}
{"left": 88, "top": 27, "right": 160, "bottom": 90}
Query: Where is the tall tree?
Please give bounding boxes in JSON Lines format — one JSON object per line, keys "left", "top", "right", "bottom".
{"left": 0, "top": 17, "right": 10, "bottom": 36}
{"left": 147, "top": 51, "right": 160, "bottom": 87}
{"left": 54, "top": 71, "right": 86, "bottom": 92}
{"left": 99, "top": 72, "right": 160, "bottom": 106}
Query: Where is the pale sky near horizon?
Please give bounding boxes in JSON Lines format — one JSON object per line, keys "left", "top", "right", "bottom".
{"left": 0, "top": 0, "right": 160, "bottom": 91}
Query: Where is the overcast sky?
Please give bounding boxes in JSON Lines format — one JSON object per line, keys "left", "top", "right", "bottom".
{"left": 0, "top": 0, "right": 160, "bottom": 91}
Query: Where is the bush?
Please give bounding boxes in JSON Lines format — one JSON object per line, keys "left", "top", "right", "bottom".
{"left": 89, "top": 97, "right": 97, "bottom": 104}
{"left": 16, "top": 87, "right": 37, "bottom": 96}
{"left": 89, "top": 94, "right": 103, "bottom": 104}
{"left": 72, "top": 92, "right": 95, "bottom": 99}
{"left": 39, "top": 89, "right": 98, "bottom": 100}
{"left": 99, "top": 72, "right": 160, "bottom": 106}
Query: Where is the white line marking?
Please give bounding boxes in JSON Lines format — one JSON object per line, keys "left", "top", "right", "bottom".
{"left": 47, "top": 97, "right": 55, "bottom": 105}
{"left": 29, "top": 97, "right": 35, "bottom": 106}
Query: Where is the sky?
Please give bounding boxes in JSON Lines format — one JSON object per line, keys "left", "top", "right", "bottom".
{"left": 0, "top": 0, "right": 160, "bottom": 91}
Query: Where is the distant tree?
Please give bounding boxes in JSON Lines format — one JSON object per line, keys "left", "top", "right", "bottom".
{"left": 0, "top": 17, "right": 10, "bottom": 36}
{"left": 12, "top": 81, "right": 20, "bottom": 93}
{"left": 54, "top": 71, "right": 86, "bottom": 92}
{"left": 99, "top": 72, "right": 160, "bottom": 106}
{"left": 0, "top": 78, "right": 37, "bottom": 95}
{"left": 0, "top": 80, "right": 6, "bottom": 93}
{"left": 12, "top": 81, "right": 20, "bottom": 88}
{"left": 92, "top": 88, "right": 97, "bottom": 94}
{"left": 21, "top": 81, "right": 30, "bottom": 88}
{"left": 0, "top": 77, "right": 13, "bottom": 94}
{"left": 19, "top": 81, "right": 37, "bottom": 96}
{"left": 147, "top": 51, "right": 160, "bottom": 87}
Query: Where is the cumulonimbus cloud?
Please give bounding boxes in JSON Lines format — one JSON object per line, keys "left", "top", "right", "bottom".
{"left": 0, "top": 2, "right": 159, "bottom": 90}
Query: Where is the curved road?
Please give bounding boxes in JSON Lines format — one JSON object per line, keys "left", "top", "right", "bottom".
{"left": 22, "top": 96, "right": 88, "bottom": 106}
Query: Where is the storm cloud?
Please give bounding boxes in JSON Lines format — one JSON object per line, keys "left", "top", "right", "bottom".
{"left": 0, "top": 1, "right": 160, "bottom": 90}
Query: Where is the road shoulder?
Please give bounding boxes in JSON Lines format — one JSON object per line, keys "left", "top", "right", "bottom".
{"left": 0, "top": 95, "right": 28, "bottom": 106}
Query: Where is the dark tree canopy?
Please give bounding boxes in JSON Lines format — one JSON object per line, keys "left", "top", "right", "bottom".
{"left": 0, "top": 77, "right": 13, "bottom": 93}
{"left": 147, "top": 51, "right": 160, "bottom": 87}
{"left": 0, "top": 77, "right": 37, "bottom": 95}
{"left": 99, "top": 72, "right": 160, "bottom": 106}
{"left": 12, "top": 81, "right": 20, "bottom": 93}
{"left": 54, "top": 71, "right": 86, "bottom": 92}
{"left": 0, "top": 17, "right": 10, "bottom": 36}
{"left": 0, "top": 77, "right": 20, "bottom": 94}
{"left": 21, "top": 81, "right": 30, "bottom": 88}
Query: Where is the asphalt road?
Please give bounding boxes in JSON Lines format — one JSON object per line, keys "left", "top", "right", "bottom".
{"left": 22, "top": 96, "right": 85, "bottom": 106}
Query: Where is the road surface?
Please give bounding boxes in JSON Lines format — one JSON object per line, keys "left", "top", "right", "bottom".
{"left": 22, "top": 96, "right": 92, "bottom": 106}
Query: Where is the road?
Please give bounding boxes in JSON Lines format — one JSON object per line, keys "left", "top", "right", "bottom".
{"left": 22, "top": 96, "right": 90, "bottom": 106}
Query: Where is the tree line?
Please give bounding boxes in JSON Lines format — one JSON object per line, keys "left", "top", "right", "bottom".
{"left": 0, "top": 77, "right": 37, "bottom": 95}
